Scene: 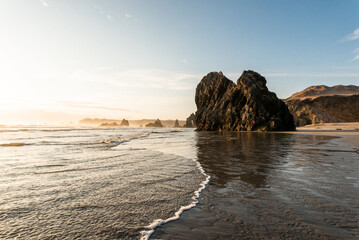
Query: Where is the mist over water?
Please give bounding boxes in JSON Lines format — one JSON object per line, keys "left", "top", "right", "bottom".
{"left": 0, "top": 127, "right": 205, "bottom": 239}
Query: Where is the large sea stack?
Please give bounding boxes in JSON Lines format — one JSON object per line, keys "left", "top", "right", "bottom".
{"left": 285, "top": 85, "right": 359, "bottom": 126}
{"left": 195, "top": 70, "right": 296, "bottom": 131}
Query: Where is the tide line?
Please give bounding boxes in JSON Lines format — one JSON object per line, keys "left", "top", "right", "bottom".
{"left": 140, "top": 160, "right": 210, "bottom": 240}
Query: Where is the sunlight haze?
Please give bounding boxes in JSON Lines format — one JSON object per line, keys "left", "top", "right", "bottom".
{"left": 1, "top": 0, "right": 359, "bottom": 124}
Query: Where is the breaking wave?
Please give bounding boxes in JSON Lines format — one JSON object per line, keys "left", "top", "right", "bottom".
{"left": 99, "top": 131, "right": 152, "bottom": 147}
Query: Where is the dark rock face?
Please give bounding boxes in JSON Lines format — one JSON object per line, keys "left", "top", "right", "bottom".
{"left": 120, "top": 119, "right": 129, "bottom": 126}
{"left": 285, "top": 95, "right": 359, "bottom": 126}
{"left": 174, "top": 119, "right": 180, "bottom": 128}
{"left": 184, "top": 113, "right": 196, "bottom": 128}
{"left": 195, "top": 71, "right": 296, "bottom": 131}
{"left": 145, "top": 119, "right": 163, "bottom": 128}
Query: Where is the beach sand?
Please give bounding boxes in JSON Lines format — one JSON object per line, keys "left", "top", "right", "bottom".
{"left": 295, "top": 122, "right": 359, "bottom": 148}
{"left": 151, "top": 124, "right": 359, "bottom": 239}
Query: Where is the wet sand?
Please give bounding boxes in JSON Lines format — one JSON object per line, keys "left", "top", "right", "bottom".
{"left": 295, "top": 122, "right": 359, "bottom": 148}
{"left": 151, "top": 131, "right": 359, "bottom": 239}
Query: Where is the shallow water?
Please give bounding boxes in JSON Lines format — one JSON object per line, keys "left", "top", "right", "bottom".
{"left": 2, "top": 129, "right": 359, "bottom": 239}
{"left": 0, "top": 127, "right": 205, "bottom": 239}
{"left": 152, "top": 132, "right": 359, "bottom": 239}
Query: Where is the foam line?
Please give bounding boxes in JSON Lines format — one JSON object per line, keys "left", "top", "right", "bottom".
{"left": 140, "top": 160, "right": 210, "bottom": 240}
{"left": 99, "top": 131, "right": 152, "bottom": 146}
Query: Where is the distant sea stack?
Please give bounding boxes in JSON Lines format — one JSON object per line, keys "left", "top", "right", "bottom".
{"left": 120, "top": 119, "right": 129, "bottom": 127}
{"left": 99, "top": 122, "right": 119, "bottom": 127}
{"left": 174, "top": 119, "right": 180, "bottom": 128}
{"left": 79, "top": 118, "right": 184, "bottom": 127}
{"left": 145, "top": 119, "right": 163, "bottom": 128}
{"left": 184, "top": 113, "right": 196, "bottom": 128}
{"left": 195, "top": 71, "right": 296, "bottom": 131}
{"left": 285, "top": 85, "right": 359, "bottom": 126}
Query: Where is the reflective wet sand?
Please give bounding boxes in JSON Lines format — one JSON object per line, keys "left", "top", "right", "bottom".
{"left": 152, "top": 132, "right": 359, "bottom": 239}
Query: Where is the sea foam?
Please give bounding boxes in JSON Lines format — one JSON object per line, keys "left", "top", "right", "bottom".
{"left": 140, "top": 159, "right": 210, "bottom": 240}
{"left": 100, "top": 131, "right": 152, "bottom": 147}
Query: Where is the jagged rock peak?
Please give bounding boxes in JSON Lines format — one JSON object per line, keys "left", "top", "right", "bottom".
{"left": 238, "top": 70, "right": 267, "bottom": 87}
{"left": 195, "top": 72, "right": 235, "bottom": 108}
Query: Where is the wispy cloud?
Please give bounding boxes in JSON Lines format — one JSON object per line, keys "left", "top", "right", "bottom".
{"left": 40, "top": 0, "right": 48, "bottom": 7}
{"left": 226, "top": 72, "right": 359, "bottom": 80}
{"left": 346, "top": 28, "right": 359, "bottom": 41}
{"left": 55, "top": 100, "right": 135, "bottom": 112}
{"left": 264, "top": 72, "right": 359, "bottom": 77}
{"left": 71, "top": 68, "right": 359, "bottom": 91}
{"left": 93, "top": 5, "right": 114, "bottom": 21}
{"left": 352, "top": 47, "right": 359, "bottom": 61}
{"left": 71, "top": 68, "right": 201, "bottom": 90}
{"left": 345, "top": 27, "right": 359, "bottom": 60}
{"left": 125, "top": 13, "right": 132, "bottom": 18}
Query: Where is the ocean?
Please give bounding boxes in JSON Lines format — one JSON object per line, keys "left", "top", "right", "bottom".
{"left": 0, "top": 127, "right": 208, "bottom": 239}
{"left": 1, "top": 128, "right": 358, "bottom": 239}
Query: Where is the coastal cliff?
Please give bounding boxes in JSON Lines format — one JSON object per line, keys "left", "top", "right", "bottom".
{"left": 285, "top": 85, "right": 359, "bottom": 126}
{"left": 195, "top": 71, "right": 295, "bottom": 131}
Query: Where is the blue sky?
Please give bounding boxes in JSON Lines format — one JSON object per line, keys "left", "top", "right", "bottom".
{"left": 0, "top": 0, "right": 359, "bottom": 124}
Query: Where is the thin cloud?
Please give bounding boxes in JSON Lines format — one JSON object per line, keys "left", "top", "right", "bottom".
{"left": 94, "top": 6, "right": 113, "bottom": 21}
{"left": 346, "top": 28, "right": 359, "bottom": 41}
{"left": 345, "top": 27, "right": 359, "bottom": 60}
{"left": 40, "top": 0, "right": 48, "bottom": 7}
{"left": 125, "top": 13, "right": 132, "bottom": 18}
{"left": 264, "top": 72, "right": 359, "bottom": 78}
{"left": 226, "top": 72, "right": 359, "bottom": 79}
{"left": 352, "top": 48, "right": 359, "bottom": 61}
{"left": 55, "top": 100, "right": 135, "bottom": 112}
{"left": 71, "top": 68, "right": 359, "bottom": 91}
{"left": 71, "top": 69, "right": 202, "bottom": 90}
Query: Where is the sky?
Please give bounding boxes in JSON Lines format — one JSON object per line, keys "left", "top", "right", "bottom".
{"left": 0, "top": 0, "right": 359, "bottom": 124}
